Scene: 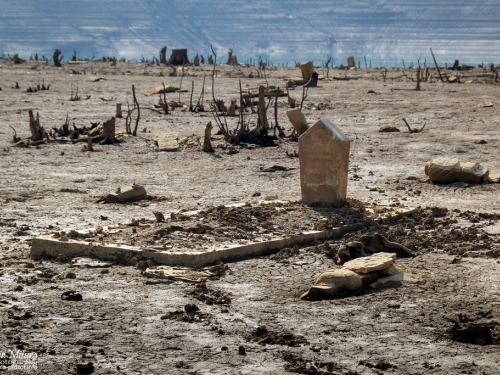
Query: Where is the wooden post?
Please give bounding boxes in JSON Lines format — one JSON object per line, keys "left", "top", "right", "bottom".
{"left": 86, "top": 137, "right": 94, "bottom": 151}
{"left": 116, "top": 103, "right": 122, "bottom": 118}
{"left": 100, "top": 117, "right": 118, "bottom": 145}
{"left": 416, "top": 67, "right": 421, "bottom": 91}
{"left": 203, "top": 122, "right": 214, "bottom": 152}
{"left": 255, "top": 85, "right": 268, "bottom": 136}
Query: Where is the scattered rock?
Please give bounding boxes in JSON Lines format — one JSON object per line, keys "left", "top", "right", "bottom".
{"left": 143, "top": 266, "right": 213, "bottom": 282}
{"left": 336, "top": 241, "right": 366, "bottom": 264}
{"left": 61, "top": 291, "right": 83, "bottom": 301}
{"left": 451, "top": 324, "right": 494, "bottom": 345}
{"left": 379, "top": 125, "right": 400, "bottom": 132}
{"left": 358, "top": 233, "right": 414, "bottom": 257}
{"left": 245, "top": 325, "right": 309, "bottom": 347}
{"left": 76, "top": 362, "right": 95, "bottom": 374}
{"left": 238, "top": 345, "right": 246, "bottom": 355}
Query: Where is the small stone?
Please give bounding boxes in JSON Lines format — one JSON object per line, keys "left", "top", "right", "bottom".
{"left": 14, "top": 285, "right": 23, "bottom": 292}
{"left": 130, "top": 257, "right": 138, "bottom": 266}
{"left": 100, "top": 269, "right": 110, "bottom": 274}
{"left": 221, "top": 346, "right": 228, "bottom": 351}
{"left": 379, "top": 125, "right": 400, "bottom": 132}
{"left": 66, "top": 272, "right": 77, "bottom": 279}
{"left": 238, "top": 345, "right": 246, "bottom": 355}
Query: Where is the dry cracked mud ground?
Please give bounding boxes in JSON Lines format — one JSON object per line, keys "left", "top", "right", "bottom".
{"left": 0, "top": 59, "right": 500, "bottom": 374}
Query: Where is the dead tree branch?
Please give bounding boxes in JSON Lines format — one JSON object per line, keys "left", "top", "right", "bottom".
{"left": 430, "top": 48, "right": 444, "bottom": 83}
{"left": 402, "top": 118, "right": 426, "bottom": 133}
{"left": 132, "top": 85, "right": 140, "bottom": 136}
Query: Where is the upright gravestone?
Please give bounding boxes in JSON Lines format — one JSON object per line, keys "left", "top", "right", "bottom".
{"left": 300, "top": 61, "right": 313, "bottom": 84}
{"left": 299, "top": 119, "right": 350, "bottom": 205}
{"left": 347, "top": 56, "right": 355, "bottom": 69}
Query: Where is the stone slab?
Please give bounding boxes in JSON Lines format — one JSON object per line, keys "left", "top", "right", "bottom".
{"left": 342, "top": 252, "right": 397, "bottom": 274}
{"left": 144, "top": 266, "right": 213, "bottom": 282}
{"left": 153, "top": 134, "right": 179, "bottom": 151}
{"left": 299, "top": 61, "right": 313, "bottom": 83}
{"left": 286, "top": 109, "right": 309, "bottom": 135}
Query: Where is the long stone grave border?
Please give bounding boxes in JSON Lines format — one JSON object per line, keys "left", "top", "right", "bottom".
{"left": 31, "top": 201, "right": 413, "bottom": 268}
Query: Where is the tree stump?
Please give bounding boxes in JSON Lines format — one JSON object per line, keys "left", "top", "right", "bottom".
{"left": 304, "top": 72, "right": 319, "bottom": 87}
{"left": 227, "top": 99, "right": 237, "bottom": 116}
{"left": 168, "top": 49, "right": 189, "bottom": 65}
{"left": 86, "top": 137, "right": 94, "bottom": 151}
{"left": 159, "top": 46, "right": 168, "bottom": 65}
{"left": 193, "top": 54, "right": 200, "bottom": 66}
{"left": 203, "top": 122, "right": 214, "bottom": 152}
{"left": 28, "top": 110, "right": 47, "bottom": 141}
{"left": 100, "top": 117, "right": 119, "bottom": 145}
{"left": 53, "top": 49, "right": 63, "bottom": 67}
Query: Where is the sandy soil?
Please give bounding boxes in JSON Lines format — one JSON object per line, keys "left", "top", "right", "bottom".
{"left": 1, "top": 59, "right": 500, "bottom": 374}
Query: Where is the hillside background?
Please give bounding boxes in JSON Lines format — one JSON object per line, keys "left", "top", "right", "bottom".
{"left": 1, "top": 0, "right": 499, "bottom": 66}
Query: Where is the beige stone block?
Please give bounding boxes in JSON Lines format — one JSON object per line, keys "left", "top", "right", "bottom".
{"left": 301, "top": 269, "right": 362, "bottom": 299}
{"left": 299, "top": 61, "right": 313, "bottom": 83}
{"left": 298, "top": 119, "right": 350, "bottom": 205}
{"left": 342, "top": 252, "right": 396, "bottom": 274}
{"left": 153, "top": 134, "right": 179, "bottom": 151}
{"left": 105, "top": 184, "right": 147, "bottom": 204}
{"left": 425, "top": 157, "right": 489, "bottom": 183}
{"left": 286, "top": 109, "right": 309, "bottom": 135}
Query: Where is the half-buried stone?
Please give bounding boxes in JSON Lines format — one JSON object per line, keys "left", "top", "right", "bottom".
{"left": 300, "top": 269, "right": 363, "bottom": 300}
{"left": 301, "top": 253, "right": 397, "bottom": 300}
